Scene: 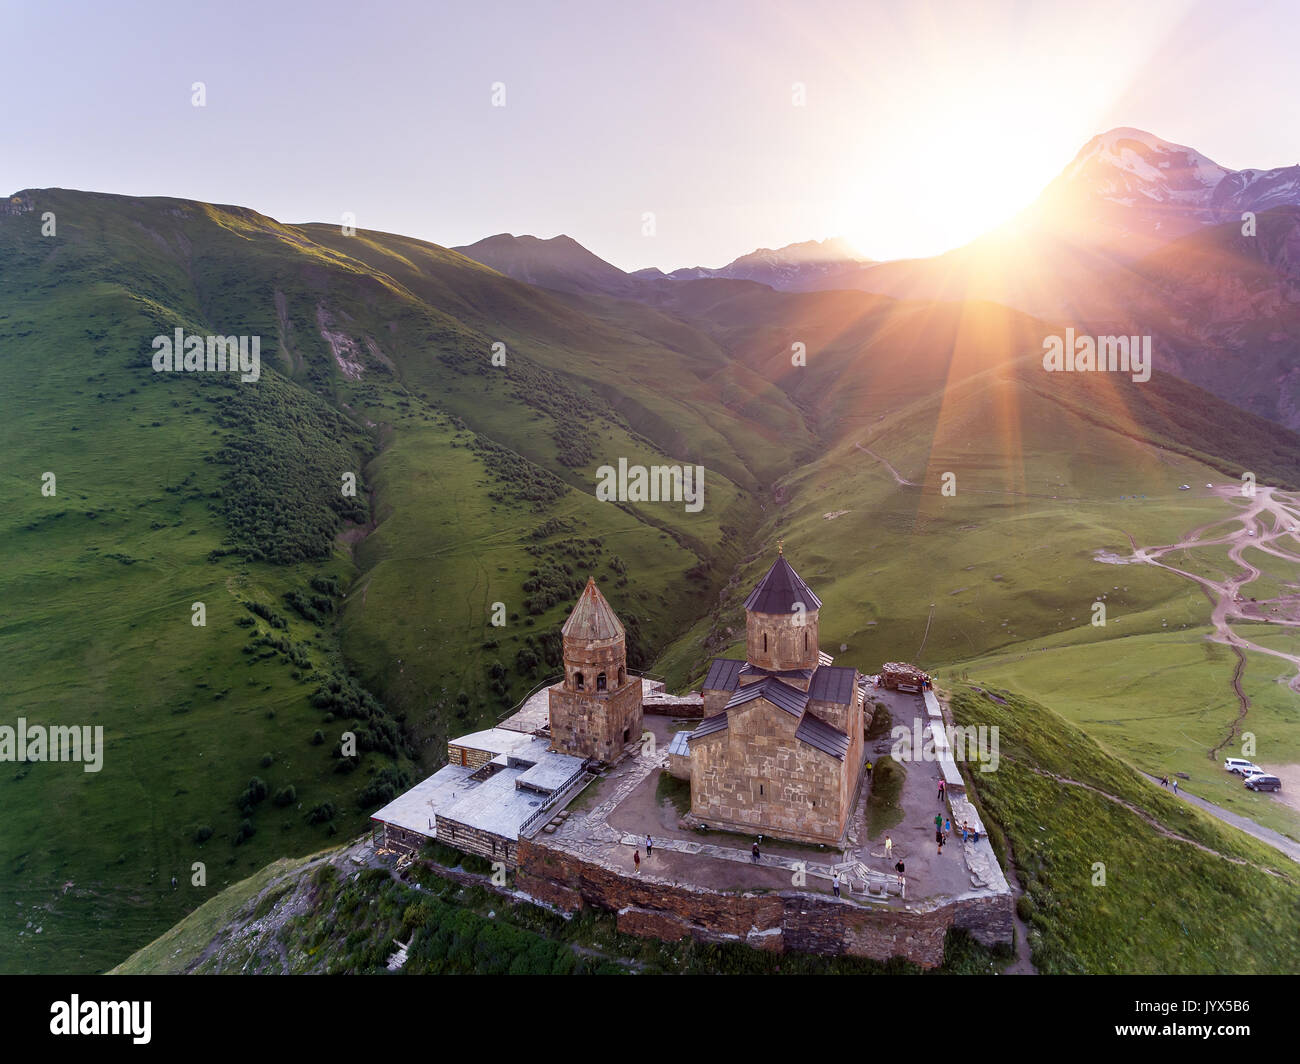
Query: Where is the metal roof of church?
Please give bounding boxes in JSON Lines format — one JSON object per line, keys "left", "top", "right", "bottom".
{"left": 808, "top": 665, "right": 857, "bottom": 706}
{"left": 702, "top": 657, "right": 746, "bottom": 692}
{"left": 724, "top": 675, "right": 809, "bottom": 716}
{"left": 743, "top": 553, "right": 822, "bottom": 614}
{"left": 688, "top": 712, "right": 729, "bottom": 740}
{"left": 795, "top": 712, "right": 850, "bottom": 760}
{"left": 561, "top": 577, "right": 625, "bottom": 641}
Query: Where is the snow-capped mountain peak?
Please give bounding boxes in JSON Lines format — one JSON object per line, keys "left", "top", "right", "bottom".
{"left": 1037, "top": 127, "right": 1300, "bottom": 247}
{"left": 1061, "top": 127, "right": 1229, "bottom": 206}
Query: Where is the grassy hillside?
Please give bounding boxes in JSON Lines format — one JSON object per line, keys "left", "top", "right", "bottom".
{"left": 952, "top": 687, "right": 1300, "bottom": 973}
{"left": 4, "top": 187, "right": 1299, "bottom": 975}
{"left": 661, "top": 353, "right": 1300, "bottom": 687}
{"left": 0, "top": 189, "right": 768, "bottom": 972}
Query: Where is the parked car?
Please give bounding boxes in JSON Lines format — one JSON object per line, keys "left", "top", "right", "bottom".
{"left": 1224, "top": 757, "right": 1260, "bottom": 775}
{"left": 1245, "top": 774, "right": 1282, "bottom": 792}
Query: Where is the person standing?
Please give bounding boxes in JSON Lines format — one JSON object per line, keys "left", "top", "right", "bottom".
{"left": 752, "top": 841, "right": 760, "bottom": 864}
{"left": 885, "top": 834, "right": 893, "bottom": 861}
{"left": 934, "top": 813, "right": 942, "bottom": 832}
{"left": 646, "top": 834, "right": 653, "bottom": 856}
{"left": 1172, "top": 778, "right": 1179, "bottom": 795}
{"left": 832, "top": 870, "right": 841, "bottom": 898}
{"left": 633, "top": 849, "right": 641, "bottom": 875}
{"left": 943, "top": 817, "right": 951, "bottom": 834}
{"left": 938, "top": 779, "right": 945, "bottom": 802}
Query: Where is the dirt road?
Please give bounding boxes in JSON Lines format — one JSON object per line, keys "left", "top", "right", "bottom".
{"left": 1116, "top": 486, "right": 1300, "bottom": 692}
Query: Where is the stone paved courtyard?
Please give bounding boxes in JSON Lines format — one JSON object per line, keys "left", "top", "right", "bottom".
{"left": 534, "top": 689, "right": 1009, "bottom": 909}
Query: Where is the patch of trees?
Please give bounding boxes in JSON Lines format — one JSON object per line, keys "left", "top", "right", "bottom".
{"left": 513, "top": 629, "right": 563, "bottom": 680}
{"left": 284, "top": 589, "right": 335, "bottom": 625}
{"left": 468, "top": 436, "right": 567, "bottom": 510}
{"left": 244, "top": 601, "right": 288, "bottom": 629}
{"left": 521, "top": 561, "right": 585, "bottom": 615}
{"left": 529, "top": 516, "right": 575, "bottom": 540}
{"left": 205, "top": 374, "right": 372, "bottom": 563}
{"left": 357, "top": 766, "right": 410, "bottom": 809}
{"left": 312, "top": 671, "right": 410, "bottom": 760}
{"left": 307, "top": 801, "right": 335, "bottom": 825}
{"left": 237, "top": 776, "right": 269, "bottom": 815}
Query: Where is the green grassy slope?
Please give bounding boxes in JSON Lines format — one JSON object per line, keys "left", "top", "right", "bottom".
{"left": 661, "top": 355, "right": 1299, "bottom": 684}
{"left": 0, "top": 189, "right": 766, "bottom": 972}
{"left": 953, "top": 687, "right": 1300, "bottom": 973}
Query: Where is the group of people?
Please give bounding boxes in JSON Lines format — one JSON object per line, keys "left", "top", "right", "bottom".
{"left": 632, "top": 834, "right": 654, "bottom": 873}
{"left": 1158, "top": 775, "right": 1180, "bottom": 794}
{"left": 933, "top": 813, "right": 981, "bottom": 854}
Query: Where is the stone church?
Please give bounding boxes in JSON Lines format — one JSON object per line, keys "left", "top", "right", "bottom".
{"left": 547, "top": 577, "right": 643, "bottom": 763}
{"left": 688, "top": 549, "right": 869, "bottom": 845}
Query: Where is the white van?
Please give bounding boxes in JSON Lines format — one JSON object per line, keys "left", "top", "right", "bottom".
{"left": 1224, "top": 758, "right": 1260, "bottom": 775}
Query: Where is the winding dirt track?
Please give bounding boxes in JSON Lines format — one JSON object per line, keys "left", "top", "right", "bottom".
{"left": 1115, "top": 486, "right": 1300, "bottom": 755}
{"left": 1120, "top": 486, "right": 1300, "bottom": 687}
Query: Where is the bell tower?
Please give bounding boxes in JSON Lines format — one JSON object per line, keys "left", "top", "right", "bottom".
{"left": 548, "top": 578, "right": 643, "bottom": 762}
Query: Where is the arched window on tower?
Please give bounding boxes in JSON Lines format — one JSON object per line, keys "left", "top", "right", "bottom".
{"left": 804, "top": 631, "right": 808, "bottom": 652}
{"left": 575, "top": 672, "right": 584, "bottom": 690}
{"left": 597, "top": 672, "right": 607, "bottom": 692}
{"left": 763, "top": 632, "right": 768, "bottom": 653}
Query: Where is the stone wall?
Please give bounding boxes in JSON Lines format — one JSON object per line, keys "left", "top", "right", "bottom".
{"left": 446, "top": 741, "right": 492, "bottom": 770}
{"left": 516, "top": 837, "right": 1013, "bottom": 967}
{"left": 643, "top": 697, "right": 704, "bottom": 718}
{"left": 549, "top": 677, "right": 643, "bottom": 762}
{"left": 381, "top": 823, "right": 428, "bottom": 855}
{"left": 809, "top": 684, "right": 866, "bottom": 803}
{"left": 436, "top": 817, "right": 517, "bottom": 868}
{"left": 689, "top": 698, "right": 847, "bottom": 845}
{"left": 702, "top": 688, "right": 730, "bottom": 715}
{"left": 746, "top": 609, "right": 820, "bottom": 672}
{"left": 667, "top": 750, "right": 691, "bottom": 780}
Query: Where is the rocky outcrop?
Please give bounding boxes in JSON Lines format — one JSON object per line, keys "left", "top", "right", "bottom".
{"left": 1, "top": 191, "right": 34, "bottom": 217}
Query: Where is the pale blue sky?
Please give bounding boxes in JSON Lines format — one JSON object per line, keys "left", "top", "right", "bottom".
{"left": 3, "top": 0, "right": 1296, "bottom": 269}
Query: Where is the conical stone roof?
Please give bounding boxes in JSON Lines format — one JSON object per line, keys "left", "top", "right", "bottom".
{"left": 562, "top": 577, "right": 625, "bottom": 642}
{"left": 743, "top": 551, "right": 822, "bottom": 614}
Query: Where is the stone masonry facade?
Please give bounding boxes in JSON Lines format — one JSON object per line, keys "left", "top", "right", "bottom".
{"left": 689, "top": 700, "right": 849, "bottom": 845}
{"left": 549, "top": 679, "right": 643, "bottom": 763}
{"left": 516, "top": 837, "right": 1014, "bottom": 967}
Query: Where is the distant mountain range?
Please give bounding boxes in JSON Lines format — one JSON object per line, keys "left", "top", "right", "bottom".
{"left": 453, "top": 233, "right": 872, "bottom": 297}
{"left": 453, "top": 128, "right": 1300, "bottom": 430}
{"left": 633, "top": 237, "right": 872, "bottom": 290}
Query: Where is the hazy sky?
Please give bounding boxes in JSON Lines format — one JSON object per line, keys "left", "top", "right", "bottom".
{"left": 3, "top": 0, "right": 1297, "bottom": 269}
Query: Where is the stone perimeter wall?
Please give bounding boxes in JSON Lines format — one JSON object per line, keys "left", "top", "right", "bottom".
{"left": 516, "top": 838, "right": 1013, "bottom": 968}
